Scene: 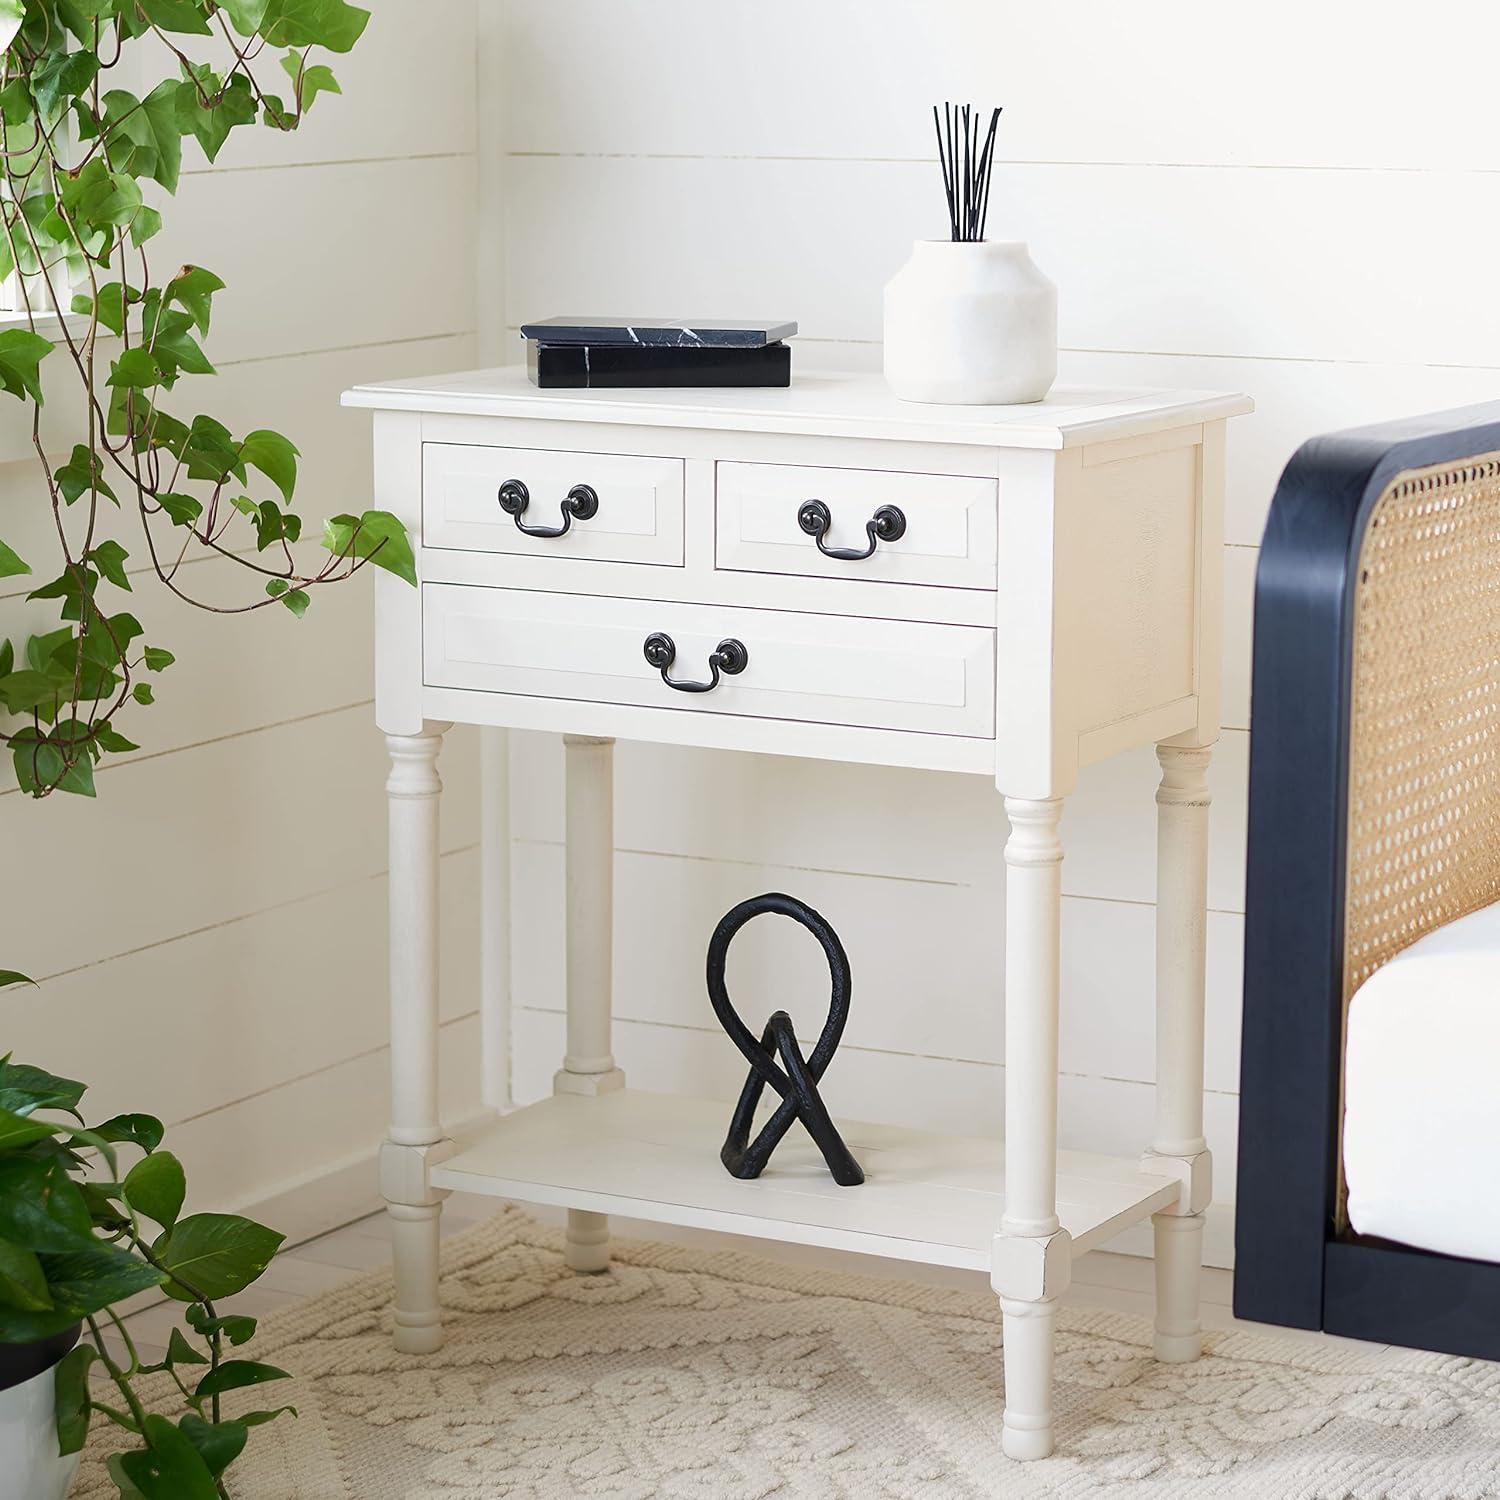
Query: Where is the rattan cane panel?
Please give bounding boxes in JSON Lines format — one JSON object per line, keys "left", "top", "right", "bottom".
{"left": 1345, "top": 453, "right": 1500, "bottom": 997}
{"left": 1338, "top": 454, "right": 1500, "bottom": 1223}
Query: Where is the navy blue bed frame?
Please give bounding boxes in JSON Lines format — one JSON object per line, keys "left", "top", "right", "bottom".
{"left": 1235, "top": 401, "right": 1500, "bottom": 1358}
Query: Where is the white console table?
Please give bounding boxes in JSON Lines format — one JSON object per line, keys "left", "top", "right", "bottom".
{"left": 344, "top": 368, "right": 1250, "bottom": 1461}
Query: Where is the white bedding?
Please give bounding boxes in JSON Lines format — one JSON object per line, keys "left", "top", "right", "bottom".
{"left": 1343, "top": 896, "right": 1500, "bottom": 1262}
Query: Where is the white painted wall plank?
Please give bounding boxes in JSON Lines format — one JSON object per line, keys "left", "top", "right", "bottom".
{"left": 501, "top": 0, "right": 1500, "bottom": 173}
{"left": 504, "top": 155, "right": 1500, "bottom": 370}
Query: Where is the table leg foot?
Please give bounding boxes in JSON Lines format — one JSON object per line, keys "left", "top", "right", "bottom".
{"left": 389, "top": 1201, "right": 444, "bottom": 1353}
{"left": 565, "top": 1208, "right": 610, "bottom": 1273}
{"left": 1153, "top": 1209, "right": 1204, "bottom": 1362}
{"left": 1001, "top": 1295, "right": 1057, "bottom": 1460}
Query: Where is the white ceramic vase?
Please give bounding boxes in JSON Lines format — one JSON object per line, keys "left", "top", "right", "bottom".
{"left": 883, "top": 239, "right": 1057, "bottom": 405}
{"left": 0, "top": 1366, "right": 79, "bottom": 1500}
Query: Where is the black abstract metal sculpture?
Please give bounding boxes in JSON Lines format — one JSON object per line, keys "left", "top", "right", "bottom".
{"left": 705, "top": 892, "right": 864, "bottom": 1187}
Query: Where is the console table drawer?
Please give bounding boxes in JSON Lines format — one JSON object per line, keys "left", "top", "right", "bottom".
{"left": 716, "top": 461, "right": 997, "bottom": 589}
{"left": 422, "top": 443, "right": 684, "bottom": 564}
{"left": 423, "top": 585, "right": 995, "bottom": 738}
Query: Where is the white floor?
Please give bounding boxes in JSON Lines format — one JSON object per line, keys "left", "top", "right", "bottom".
{"left": 118, "top": 1192, "right": 1391, "bottom": 1363}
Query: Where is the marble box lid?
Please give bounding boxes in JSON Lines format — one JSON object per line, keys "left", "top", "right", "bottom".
{"left": 518, "top": 317, "right": 798, "bottom": 349}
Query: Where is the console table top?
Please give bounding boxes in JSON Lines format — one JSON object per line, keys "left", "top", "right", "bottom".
{"left": 343, "top": 365, "right": 1252, "bottom": 451}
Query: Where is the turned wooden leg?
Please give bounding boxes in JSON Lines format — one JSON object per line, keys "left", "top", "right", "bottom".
{"left": 1146, "top": 743, "right": 1214, "bottom": 1362}
{"left": 555, "top": 735, "right": 624, "bottom": 1273}
{"left": 383, "top": 726, "right": 451, "bottom": 1354}
{"left": 995, "top": 795, "right": 1070, "bottom": 1461}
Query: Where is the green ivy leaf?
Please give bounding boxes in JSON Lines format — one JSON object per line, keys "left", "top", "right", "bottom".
{"left": 143, "top": 646, "right": 174, "bottom": 671}
{"left": 0, "top": 6, "right": 22, "bottom": 61}
{"left": 241, "top": 1405, "right": 297, "bottom": 1427}
{"left": 61, "top": 157, "right": 143, "bottom": 232}
{"left": 123, "top": 1150, "right": 185, "bottom": 1229}
{"left": 280, "top": 588, "right": 309, "bottom": 618}
{"left": 31, "top": 49, "right": 99, "bottom": 121}
{"left": 152, "top": 1213, "right": 283, "bottom": 1301}
{"left": 322, "top": 510, "right": 415, "bottom": 585}
{"left": 0, "top": 1238, "right": 53, "bottom": 1312}
{"left": 220, "top": 0, "right": 269, "bottom": 34}
{"left": 0, "top": 538, "right": 29, "bottom": 578}
{"left": 280, "top": 50, "right": 340, "bottom": 111}
{"left": 182, "top": 69, "right": 256, "bottom": 163}
{"left": 54, "top": 1343, "right": 95, "bottom": 1456}
{"left": 130, "top": 204, "right": 164, "bottom": 248}
{"left": 164, "top": 1325, "right": 207, "bottom": 1366}
{"left": 93, "top": 1113, "right": 164, "bottom": 1153}
{"left": 165, "top": 266, "right": 224, "bottom": 336}
{"left": 119, "top": 1414, "right": 220, "bottom": 1500}
{"left": 0, "top": 1107, "right": 58, "bottom": 1151}
{"left": 260, "top": 0, "right": 370, "bottom": 53}
{"left": 0, "top": 1158, "right": 94, "bottom": 1251}
{"left": 139, "top": 0, "right": 213, "bottom": 36}
{"left": 0, "top": 1059, "right": 84, "bottom": 1116}
{"left": 56, "top": 443, "right": 119, "bottom": 506}
{"left": 88, "top": 540, "right": 131, "bottom": 591}
{"left": 238, "top": 429, "right": 298, "bottom": 502}
{"left": 177, "top": 1414, "right": 247, "bottom": 1479}
{"left": 37, "top": 1244, "right": 166, "bottom": 1321}
{"left": 133, "top": 682, "right": 154, "bottom": 705}
{"left": 155, "top": 493, "right": 202, "bottom": 528}
{"left": 0, "top": 329, "right": 53, "bottom": 405}
{"left": 186, "top": 1307, "right": 257, "bottom": 1345}
{"left": 193, "top": 1359, "right": 291, "bottom": 1400}
{"left": 109, "top": 347, "right": 163, "bottom": 391}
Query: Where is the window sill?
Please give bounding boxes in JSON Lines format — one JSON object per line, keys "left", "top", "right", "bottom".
{"left": 0, "top": 307, "right": 95, "bottom": 340}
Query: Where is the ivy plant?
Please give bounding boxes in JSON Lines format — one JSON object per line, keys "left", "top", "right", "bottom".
{"left": 0, "top": 997, "right": 293, "bottom": 1496}
{"left": 0, "top": 0, "right": 412, "bottom": 804}
{"left": 0, "top": 3, "right": 406, "bottom": 1493}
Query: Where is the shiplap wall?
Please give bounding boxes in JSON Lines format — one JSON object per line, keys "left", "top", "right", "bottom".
{"left": 493, "top": 0, "right": 1500, "bottom": 1262}
{"left": 0, "top": 0, "right": 482, "bottom": 1228}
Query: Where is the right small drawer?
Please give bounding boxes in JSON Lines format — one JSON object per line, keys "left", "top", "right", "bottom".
{"left": 716, "top": 461, "right": 998, "bottom": 590}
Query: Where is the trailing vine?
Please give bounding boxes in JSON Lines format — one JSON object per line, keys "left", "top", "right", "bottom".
{"left": 0, "top": 0, "right": 412, "bottom": 801}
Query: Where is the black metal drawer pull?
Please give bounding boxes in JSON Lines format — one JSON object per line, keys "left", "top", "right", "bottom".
{"left": 797, "top": 498, "right": 906, "bottom": 561}
{"left": 497, "top": 479, "right": 599, "bottom": 538}
{"left": 643, "top": 632, "right": 749, "bottom": 693}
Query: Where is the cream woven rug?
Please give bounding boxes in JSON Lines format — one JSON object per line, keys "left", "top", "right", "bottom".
{"left": 77, "top": 1204, "right": 1500, "bottom": 1498}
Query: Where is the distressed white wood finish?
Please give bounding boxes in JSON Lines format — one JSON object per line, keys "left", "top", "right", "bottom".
{"left": 715, "top": 460, "right": 998, "bottom": 589}
{"left": 479, "top": 727, "right": 511, "bottom": 1112}
{"left": 422, "top": 442, "right": 684, "bottom": 566}
{"left": 430, "top": 1091, "right": 1180, "bottom": 1267}
{"left": 345, "top": 364, "right": 1250, "bottom": 451}
{"left": 1145, "top": 744, "right": 1215, "bottom": 1363}
{"left": 422, "top": 584, "right": 997, "bottom": 740}
{"left": 383, "top": 727, "right": 451, "bottom": 1353}
{"left": 351, "top": 367, "right": 1244, "bottom": 1455}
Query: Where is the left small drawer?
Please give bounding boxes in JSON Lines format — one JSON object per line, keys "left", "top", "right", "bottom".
{"left": 422, "top": 443, "right": 684, "bottom": 565}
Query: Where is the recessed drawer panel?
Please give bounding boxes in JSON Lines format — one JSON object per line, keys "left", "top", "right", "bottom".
{"left": 716, "top": 461, "right": 997, "bottom": 589}
{"left": 423, "top": 443, "right": 683, "bottom": 565}
{"left": 423, "top": 585, "right": 995, "bottom": 739}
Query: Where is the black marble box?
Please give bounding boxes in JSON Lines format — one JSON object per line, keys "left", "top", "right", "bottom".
{"left": 520, "top": 317, "right": 797, "bottom": 349}
{"left": 526, "top": 340, "right": 792, "bottom": 390}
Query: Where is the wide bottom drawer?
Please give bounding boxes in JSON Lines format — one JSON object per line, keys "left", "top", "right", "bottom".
{"left": 423, "top": 585, "right": 995, "bottom": 738}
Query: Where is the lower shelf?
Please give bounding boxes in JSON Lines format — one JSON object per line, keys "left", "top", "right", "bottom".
{"left": 429, "top": 1089, "right": 1180, "bottom": 1272}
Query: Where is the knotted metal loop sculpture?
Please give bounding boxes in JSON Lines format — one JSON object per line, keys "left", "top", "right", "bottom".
{"left": 705, "top": 892, "right": 864, "bottom": 1187}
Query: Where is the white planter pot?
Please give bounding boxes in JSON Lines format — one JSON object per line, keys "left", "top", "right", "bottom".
{"left": 0, "top": 1357, "right": 80, "bottom": 1500}
{"left": 883, "top": 239, "right": 1057, "bottom": 405}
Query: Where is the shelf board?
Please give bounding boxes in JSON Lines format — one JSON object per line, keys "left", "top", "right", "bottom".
{"left": 430, "top": 1089, "right": 1180, "bottom": 1272}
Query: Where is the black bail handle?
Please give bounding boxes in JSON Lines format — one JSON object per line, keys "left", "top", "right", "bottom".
{"left": 705, "top": 892, "right": 864, "bottom": 1187}
{"left": 497, "top": 478, "right": 599, "bottom": 538}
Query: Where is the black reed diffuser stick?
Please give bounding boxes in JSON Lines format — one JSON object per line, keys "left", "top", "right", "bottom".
{"left": 932, "top": 102, "right": 1003, "bottom": 242}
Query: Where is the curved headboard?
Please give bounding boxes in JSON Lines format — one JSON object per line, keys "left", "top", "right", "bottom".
{"left": 1235, "top": 402, "right": 1500, "bottom": 1332}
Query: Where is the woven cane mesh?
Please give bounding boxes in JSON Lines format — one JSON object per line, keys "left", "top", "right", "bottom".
{"left": 1344, "top": 452, "right": 1500, "bottom": 995}
{"left": 1338, "top": 453, "right": 1500, "bottom": 1222}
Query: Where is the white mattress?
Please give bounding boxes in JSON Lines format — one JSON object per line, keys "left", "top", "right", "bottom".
{"left": 1343, "top": 897, "right": 1500, "bottom": 1262}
